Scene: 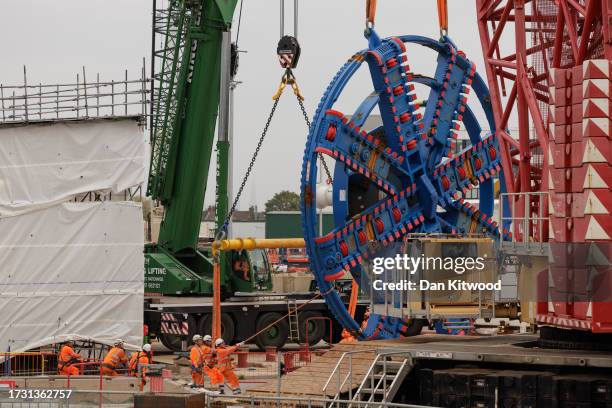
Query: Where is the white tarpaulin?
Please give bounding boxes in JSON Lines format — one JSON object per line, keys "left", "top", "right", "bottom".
{"left": 0, "top": 118, "right": 146, "bottom": 215}
{"left": 0, "top": 201, "right": 144, "bottom": 352}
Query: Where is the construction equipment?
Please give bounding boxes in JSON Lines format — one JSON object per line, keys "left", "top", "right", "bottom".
{"left": 300, "top": 24, "right": 505, "bottom": 338}
{"left": 144, "top": 0, "right": 353, "bottom": 351}
{"left": 476, "top": 0, "right": 612, "bottom": 344}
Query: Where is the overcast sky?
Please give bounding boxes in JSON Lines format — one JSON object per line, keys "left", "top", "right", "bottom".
{"left": 1, "top": 0, "right": 516, "bottom": 210}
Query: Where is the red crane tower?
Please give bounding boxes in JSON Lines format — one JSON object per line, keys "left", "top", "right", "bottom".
{"left": 477, "top": 0, "right": 612, "bottom": 339}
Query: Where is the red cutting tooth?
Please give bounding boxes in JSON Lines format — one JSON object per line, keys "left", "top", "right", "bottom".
{"left": 392, "top": 207, "right": 402, "bottom": 222}
{"left": 339, "top": 240, "right": 348, "bottom": 257}
{"left": 441, "top": 175, "right": 451, "bottom": 191}
{"left": 375, "top": 218, "right": 385, "bottom": 234}
{"left": 488, "top": 146, "right": 497, "bottom": 160}
{"left": 457, "top": 167, "right": 466, "bottom": 180}
{"left": 358, "top": 231, "right": 367, "bottom": 245}
{"left": 326, "top": 125, "right": 336, "bottom": 141}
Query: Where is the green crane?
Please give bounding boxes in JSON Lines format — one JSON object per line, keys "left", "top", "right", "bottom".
{"left": 143, "top": 0, "right": 348, "bottom": 352}
{"left": 145, "top": 0, "right": 268, "bottom": 296}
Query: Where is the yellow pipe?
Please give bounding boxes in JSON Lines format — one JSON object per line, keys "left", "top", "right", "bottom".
{"left": 212, "top": 237, "right": 305, "bottom": 254}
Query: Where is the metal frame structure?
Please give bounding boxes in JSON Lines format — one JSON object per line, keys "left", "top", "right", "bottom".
{"left": 476, "top": 0, "right": 611, "bottom": 240}
{"left": 0, "top": 66, "right": 149, "bottom": 125}
{"left": 300, "top": 32, "right": 506, "bottom": 340}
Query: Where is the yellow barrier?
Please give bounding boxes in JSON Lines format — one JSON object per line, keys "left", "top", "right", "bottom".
{"left": 1, "top": 352, "right": 53, "bottom": 376}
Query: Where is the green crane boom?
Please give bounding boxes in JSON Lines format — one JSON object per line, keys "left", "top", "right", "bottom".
{"left": 145, "top": 0, "right": 269, "bottom": 297}
{"left": 148, "top": 0, "right": 238, "bottom": 252}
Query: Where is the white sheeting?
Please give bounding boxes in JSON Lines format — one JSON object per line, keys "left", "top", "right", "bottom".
{"left": 0, "top": 119, "right": 146, "bottom": 216}
{"left": 0, "top": 201, "right": 144, "bottom": 352}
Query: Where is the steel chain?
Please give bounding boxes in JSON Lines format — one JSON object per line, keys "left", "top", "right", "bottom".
{"left": 217, "top": 98, "right": 280, "bottom": 239}
{"left": 218, "top": 72, "right": 333, "bottom": 238}
{"left": 295, "top": 94, "right": 333, "bottom": 183}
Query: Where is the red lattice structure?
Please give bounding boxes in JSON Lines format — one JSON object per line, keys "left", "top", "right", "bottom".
{"left": 476, "top": 0, "right": 611, "bottom": 240}
{"left": 478, "top": 0, "right": 612, "bottom": 334}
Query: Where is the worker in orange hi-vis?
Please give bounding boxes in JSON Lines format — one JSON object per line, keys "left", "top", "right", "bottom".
{"left": 129, "top": 343, "right": 152, "bottom": 385}
{"left": 189, "top": 335, "right": 207, "bottom": 388}
{"left": 201, "top": 335, "right": 223, "bottom": 389}
{"left": 101, "top": 339, "right": 128, "bottom": 376}
{"left": 214, "top": 338, "right": 245, "bottom": 395}
{"left": 58, "top": 340, "right": 81, "bottom": 376}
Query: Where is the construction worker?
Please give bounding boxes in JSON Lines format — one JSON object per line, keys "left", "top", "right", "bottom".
{"left": 233, "top": 257, "right": 250, "bottom": 281}
{"left": 214, "top": 338, "right": 244, "bottom": 395}
{"left": 101, "top": 339, "right": 128, "bottom": 376}
{"left": 189, "top": 335, "right": 207, "bottom": 387}
{"left": 129, "top": 343, "right": 152, "bottom": 385}
{"left": 58, "top": 340, "right": 81, "bottom": 376}
{"left": 201, "top": 335, "right": 223, "bottom": 388}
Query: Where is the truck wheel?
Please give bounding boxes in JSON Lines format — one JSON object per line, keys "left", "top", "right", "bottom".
{"left": 199, "top": 313, "right": 236, "bottom": 344}
{"left": 298, "top": 311, "right": 325, "bottom": 345}
{"left": 159, "top": 315, "right": 197, "bottom": 352}
{"left": 254, "top": 312, "right": 289, "bottom": 351}
{"left": 159, "top": 333, "right": 183, "bottom": 352}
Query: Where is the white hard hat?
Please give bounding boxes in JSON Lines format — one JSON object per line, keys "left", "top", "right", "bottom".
{"left": 114, "top": 339, "right": 124, "bottom": 346}
{"left": 142, "top": 344, "right": 152, "bottom": 352}
{"left": 192, "top": 334, "right": 203, "bottom": 342}
{"left": 203, "top": 335, "right": 212, "bottom": 342}
{"left": 214, "top": 338, "right": 224, "bottom": 347}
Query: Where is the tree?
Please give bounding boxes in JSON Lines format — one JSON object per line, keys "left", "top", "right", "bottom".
{"left": 265, "top": 191, "right": 300, "bottom": 212}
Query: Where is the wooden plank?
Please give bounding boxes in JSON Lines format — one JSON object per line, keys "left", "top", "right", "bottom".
{"left": 249, "top": 345, "right": 378, "bottom": 398}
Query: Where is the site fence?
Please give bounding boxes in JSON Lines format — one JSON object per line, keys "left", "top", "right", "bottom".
{"left": 0, "top": 65, "right": 149, "bottom": 125}
{"left": 0, "top": 348, "right": 329, "bottom": 384}
{"left": 0, "top": 353, "right": 55, "bottom": 377}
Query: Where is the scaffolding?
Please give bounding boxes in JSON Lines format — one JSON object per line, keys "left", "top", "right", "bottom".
{"left": 0, "top": 65, "right": 149, "bottom": 125}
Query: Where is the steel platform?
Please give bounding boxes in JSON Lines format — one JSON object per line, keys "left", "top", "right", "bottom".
{"left": 360, "top": 333, "right": 612, "bottom": 368}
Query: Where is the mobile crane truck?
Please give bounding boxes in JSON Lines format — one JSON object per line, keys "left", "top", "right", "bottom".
{"left": 143, "top": 0, "right": 354, "bottom": 352}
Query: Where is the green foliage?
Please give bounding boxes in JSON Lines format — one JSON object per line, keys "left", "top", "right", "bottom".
{"left": 265, "top": 191, "right": 300, "bottom": 212}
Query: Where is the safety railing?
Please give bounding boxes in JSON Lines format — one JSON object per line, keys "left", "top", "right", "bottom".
{"left": 499, "top": 191, "right": 549, "bottom": 254}
{"left": 350, "top": 351, "right": 413, "bottom": 405}
{"left": 0, "top": 352, "right": 55, "bottom": 377}
{"left": 205, "top": 394, "right": 430, "bottom": 408}
{"left": 322, "top": 349, "right": 377, "bottom": 401}
{"left": 0, "top": 65, "right": 149, "bottom": 125}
